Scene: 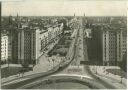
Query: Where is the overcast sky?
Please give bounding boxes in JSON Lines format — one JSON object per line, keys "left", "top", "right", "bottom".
{"left": 2, "top": 0, "right": 127, "bottom": 16}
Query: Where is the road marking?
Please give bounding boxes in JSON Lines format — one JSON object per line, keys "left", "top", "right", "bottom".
{"left": 2, "top": 77, "right": 29, "bottom": 86}
{"left": 51, "top": 74, "right": 93, "bottom": 79}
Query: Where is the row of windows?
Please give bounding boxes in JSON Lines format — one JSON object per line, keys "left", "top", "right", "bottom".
{"left": 104, "top": 55, "right": 116, "bottom": 59}
{"left": 104, "top": 52, "right": 122, "bottom": 57}
{"left": 1, "top": 46, "right": 6, "bottom": 49}
{"left": 1, "top": 50, "right": 8, "bottom": 53}
{"left": 104, "top": 44, "right": 125, "bottom": 49}
{"left": 1, "top": 53, "right": 8, "bottom": 55}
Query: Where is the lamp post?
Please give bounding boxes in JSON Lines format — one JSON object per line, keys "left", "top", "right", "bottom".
{"left": 32, "top": 59, "right": 36, "bottom": 68}
{"left": 7, "top": 58, "right": 10, "bottom": 76}
{"left": 7, "top": 58, "right": 9, "bottom": 68}
{"left": 47, "top": 58, "right": 51, "bottom": 70}
{"left": 120, "top": 69, "right": 123, "bottom": 84}
{"left": 95, "top": 62, "right": 97, "bottom": 74}
{"left": 52, "top": 59, "right": 55, "bottom": 68}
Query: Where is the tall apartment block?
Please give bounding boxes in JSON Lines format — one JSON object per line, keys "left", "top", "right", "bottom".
{"left": 102, "top": 26, "right": 127, "bottom": 66}
{"left": 1, "top": 35, "right": 8, "bottom": 63}
{"left": 18, "top": 27, "right": 37, "bottom": 65}
{"left": 7, "top": 16, "right": 64, "bottom": 65}
{"left": 14, "top": 24, "right": 63, "bottom": 65}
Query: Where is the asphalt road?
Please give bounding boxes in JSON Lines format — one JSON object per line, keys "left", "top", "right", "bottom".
{"left": 21, "top": 75, "right": 104, "bottom": 89}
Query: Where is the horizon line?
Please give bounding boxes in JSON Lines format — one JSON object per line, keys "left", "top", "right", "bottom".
{"left": 2, "top": 15, "right": 127, "bottom": 17}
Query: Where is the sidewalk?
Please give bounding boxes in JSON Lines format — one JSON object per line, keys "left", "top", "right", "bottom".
{"left": 89, "top": 66, "right": 127, "bottom": 89}
{"left": 1, "top": 64, "right": 22, "bottom": 69}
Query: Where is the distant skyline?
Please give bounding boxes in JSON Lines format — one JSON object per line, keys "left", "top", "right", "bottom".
{"left": 2, "top": 0, "right": 127, "bottom": 16}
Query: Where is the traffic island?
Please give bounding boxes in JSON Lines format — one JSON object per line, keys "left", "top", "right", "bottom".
{"left": 89, "top": 66, "right": 127, "bottom": 89}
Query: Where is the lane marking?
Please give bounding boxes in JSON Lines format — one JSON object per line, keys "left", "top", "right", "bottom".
{"left": 51, "top": 74, "right": 93, "bottom": 79}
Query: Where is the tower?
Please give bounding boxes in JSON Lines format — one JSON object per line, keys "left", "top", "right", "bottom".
{"left": 84, "top": 13, "right": 85, "bottom": 17}
{"left": 74, "top": 13, "right": 75, "bottom": 17}
{"left": 16, "top": 13, "right": 20, "bottom": 28}
{"left": 8, "top": 15, "right": 12, "bottom": 25}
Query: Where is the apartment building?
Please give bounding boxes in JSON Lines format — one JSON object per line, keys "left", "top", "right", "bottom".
{"left": 16, "top": 23, "right": 64, "bottom": 65}
{"left": 3, "top": 15, "right": 64, "bottom": 65}
{"left": 102, "top": 27, "right": 127, "bottom": 65}
{"left": 1, "top": 35, "right": 8, "bottom": 62}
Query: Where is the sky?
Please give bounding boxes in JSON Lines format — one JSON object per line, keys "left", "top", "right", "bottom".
{"left": 2, "top": 0, "right": 127, "bottom": 16}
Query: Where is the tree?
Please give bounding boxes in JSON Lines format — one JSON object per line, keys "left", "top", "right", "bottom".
{"left": 120, "top": 51, "right": 127, "bottom": 72}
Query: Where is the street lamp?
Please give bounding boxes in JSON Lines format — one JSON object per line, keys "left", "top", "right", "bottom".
{"left": 120, "top": 69, "right": 123, "bottom": 84}
{"left": 95, "top": 62, "right": 97, "bottom": 74}
{"left": 47, "top": 58, "right": 52, "bottom": 70}
{"left": 52, "top": 59, "right": 55, "bottom": 68}
{"left": 32, "top": 59, "right": 36, "bottom": 68}
{"left": 7, "top": 58, "right": 9, "bottom": 68}
{"left": 7, "top": 58, "right": 10, "bottom": 76}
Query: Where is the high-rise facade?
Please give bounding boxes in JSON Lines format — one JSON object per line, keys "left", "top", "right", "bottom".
{"left": 84, "top": 16, "right": 126, "bottom": 66}
{"left": 3, "top": 15, "right": 64, "bottom": 65}
{"left": 102, "top": 27, "right": 127, "bottom": 66}
{"left": 9, "top": 23, "right": 64, "bottom": 65}
{"left": 1, "top": 35, "right": 8, "bottom": 62}
{"left": 18, "top": 27, "right": 37, "bottom": 65}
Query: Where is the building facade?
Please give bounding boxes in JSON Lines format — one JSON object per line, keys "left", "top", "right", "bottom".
{"left": 1, "top": 35, "right": 8, "bottom": 62}
{"left": 18, "top": 28, "right": 35, "bottom": 65}
{"left": 17, "top": 23, "right": 64, "bottom": 65}
{"left": 102, "top": 27, "right": 127, "bottom": 66}
{"left": 2, "top": 15, "right": 65, "bottom": 65}
{"left": 85, "top": 29, "right": 92, "bottom": 38}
